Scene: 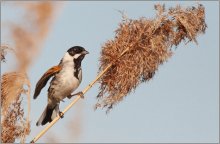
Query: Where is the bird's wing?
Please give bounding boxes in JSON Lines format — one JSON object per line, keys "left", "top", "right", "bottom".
{"left": 33, "top": 65, "right": 62, "bottom": 99}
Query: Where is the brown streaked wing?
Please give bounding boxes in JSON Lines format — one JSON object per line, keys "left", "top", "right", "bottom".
{"left": 33, "top": 65, "right": 61, "bottom": 99}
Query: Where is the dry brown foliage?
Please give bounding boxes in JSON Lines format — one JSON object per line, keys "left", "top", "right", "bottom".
{"left": 96, "top": 4, "right": 207, "bottom": 111}
{"left": 1, "top": 62, "right": 31, "bottom": 143}
{"left": 1, "top": 44, "right": 32, "bottom": 143}
{"left": 1, "top": 2, "right": 57, "bottom": 143}
{"left": 1, "top": 97, "right": 30, "bottom": 143}
{"left": 1, "top": 72, "right": 31, "bottom": 115}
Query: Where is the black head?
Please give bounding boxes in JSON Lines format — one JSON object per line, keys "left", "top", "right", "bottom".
{"left": 67, "top": 46, "right": 89, "bottom": 56}
{"left": 66, "top": 46, "right": 89, "bottom": 80}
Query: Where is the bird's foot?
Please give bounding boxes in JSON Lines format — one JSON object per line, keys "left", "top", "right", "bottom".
{"left": 77, "top": 91, "right": 84, "bottom": 99}
{"left": 59, "top": 111, "right": 64, "bottom": 118}
{"left": 68, "top": 91, "right": 84, "bottom": 99}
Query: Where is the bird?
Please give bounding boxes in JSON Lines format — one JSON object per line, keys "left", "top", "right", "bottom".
{"left": 33, "top": 46, "right": 89, "bottom": 126}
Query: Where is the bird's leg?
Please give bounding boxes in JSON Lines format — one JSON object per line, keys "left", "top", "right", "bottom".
{"left": 54, "top": 104, "right": 64, "bottom": 118}
{"left": 67, "top": 91, "right": 84, "bottom": 99}
{"left": 74, "top": 91, "right": 84, "bottom": 99}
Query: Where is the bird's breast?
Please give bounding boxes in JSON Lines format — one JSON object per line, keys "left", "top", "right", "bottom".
{"left": 59, "top": 66, "right": 82, "bottom": 91}
{"left": 48, "top": 65, "right": 82, "bottom": 101}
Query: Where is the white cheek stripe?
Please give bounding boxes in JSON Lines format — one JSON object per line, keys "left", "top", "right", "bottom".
{"left": 73, "top": 53, "right": 81, "bottom": 59}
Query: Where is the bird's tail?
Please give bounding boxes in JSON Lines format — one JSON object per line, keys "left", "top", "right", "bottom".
{"left": 36, "top": 104, "right": 59, "bottom": 126}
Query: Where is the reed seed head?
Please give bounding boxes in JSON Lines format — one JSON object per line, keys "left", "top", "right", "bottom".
{"left": 96, "top": 4, "right": 207, "bottom": 112}
{"left": 1, "top": 97, "right": 30, "bottom": 143}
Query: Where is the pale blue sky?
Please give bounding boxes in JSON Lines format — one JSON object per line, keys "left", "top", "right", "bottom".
{"left": 1, "top": 1, "right": 219, "bottom": 143}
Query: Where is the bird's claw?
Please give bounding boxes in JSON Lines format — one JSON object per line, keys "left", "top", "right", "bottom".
{"left": 78, "top": 91, "right": 84, "bottom": 99}
{"left": 59, "top": 111, "right": 64, "bottom": 118}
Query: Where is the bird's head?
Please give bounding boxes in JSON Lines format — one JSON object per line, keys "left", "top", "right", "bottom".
{"left": 67, "top": 46, "right": 89, "bottom": 58}
{"left": 62, "top": 46, "right": 89, "bottom": 63}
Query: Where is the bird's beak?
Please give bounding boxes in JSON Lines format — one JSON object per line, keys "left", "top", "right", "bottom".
{"left": 82, "top": 50, "right": 89, "bottom": 55}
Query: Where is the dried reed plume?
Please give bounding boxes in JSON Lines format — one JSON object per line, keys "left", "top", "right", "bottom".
{"left": 1, "top": 72, "right": 30, "bottom": 116}
{"left": 1, "top": 2, "right": 57, "bottom": 143}
{"left": 1, "top": 61, "right": 31, "bottom": 143}
{"left": 0, "top": 46, "right": 31, "bottom": 143}
{"left": 96, "top": 4, "right": 207, "bottom": 111}
{"left": 1, "top": 96, "right": 30, "bottom": 143}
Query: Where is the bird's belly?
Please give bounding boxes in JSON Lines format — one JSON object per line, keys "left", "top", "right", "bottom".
{"left": 49, "top": 68, "right": 82, "bottom": 102}
{"left": 60, "top": 76, "right": 80, "bottom": 95}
